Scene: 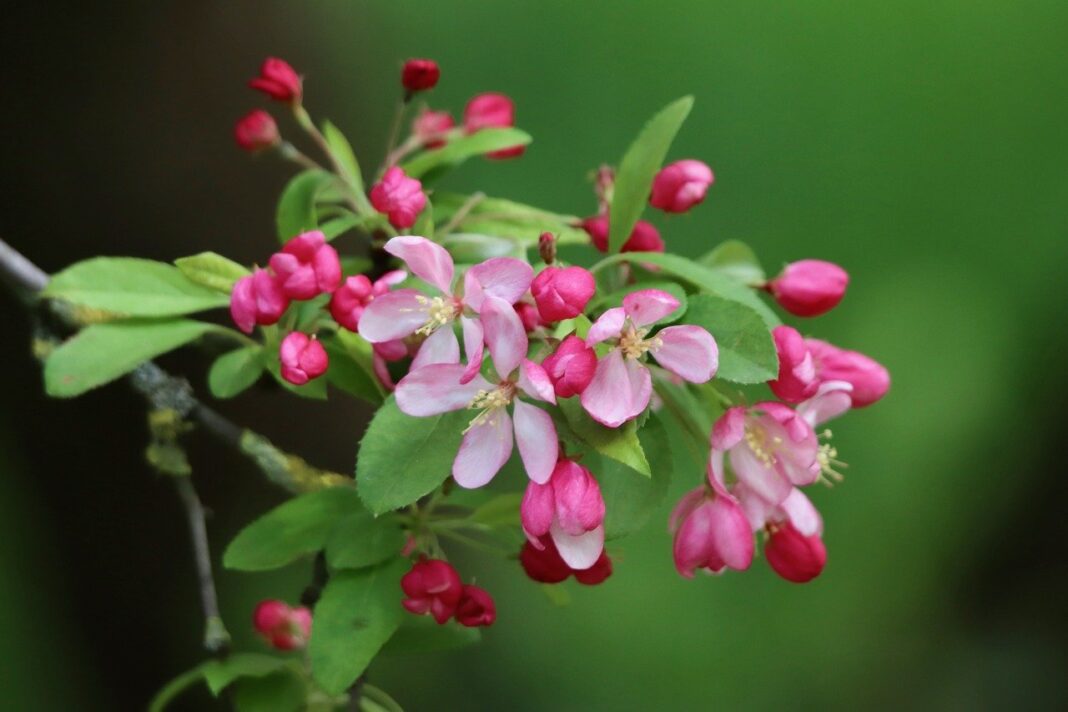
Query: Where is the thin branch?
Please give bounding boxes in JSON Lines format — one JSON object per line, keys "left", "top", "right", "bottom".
{"left": 436, "top": 192, "right": 487, "bottom": 238}
{"left": 173, "top": 474, "right": 230, "bottom": 655}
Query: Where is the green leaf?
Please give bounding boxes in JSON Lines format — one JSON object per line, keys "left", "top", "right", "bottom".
{"left": 592, "top": 251, "right": 780, "bottom": 327}
{"left": 595, "top": 414, "right": 674, "bottom": 539}
{"left": 322, "top": 120, "right": 364, "bottom": 194}
{"left": 467, "top": 492, "right": 523, "bottom": 528}
{"left": 276, "top": 170, "right": 336, "bottom": 241}
{"left": 320, "top": 213, "right": 367, "bottom": 241}
{"left": 323, "top": 332, "right": 385, "bottom": 404}
{"left": 44, "top": 257, "right": 230, "bottom": 317}
{"left": 148, "top": 666, "right": 208, "bottom": 712}
{"left": 432, "top": 192, "right": 586, "bottom": 247}
{"left": 356, "top": 397, "right": 471, "bottom": 515}
{"left": 223, "top": 487, "right": 362, "bottom": 572}
{"left": 382, "top": 615, "right": 481, "bottom": 655}
{"left": 310, "top": 559, "right": 408, "bottom": 695}
{"left": 608, "top": 96, "right": 694, "bottom": 252}
{"left": 44, "top": 319, "right": 219, "bottom": 398}
{"left": 201, "top": 654, "right": 287, "bottom": 696}
{"left": 557, "top": 399, "right": 650, "bottom": 477}
{"left": 412, "top": 197, "right": 434, "bottom": 239}
{"left": 174, "top": 252, "right": 250, "bottom": 294}
{"left": 208, "top": 346, "right": 264, "bottom": 399}
{"left": 325, "top": 512, "right": 405, "bottom": 570}
{"left": 232, "top": 670, "right": 305, "bottom": 712}
{"left": 684, "top": 293, "right": 778, "bottom": 384}
{"left": 699, "top": 239, "right": 765, "bottom": 285}
{"left": 439, "top": 233, "right": 523, "bottom": 262}
{"left": 401, "top": 128, "right": 532, "bottom": 179}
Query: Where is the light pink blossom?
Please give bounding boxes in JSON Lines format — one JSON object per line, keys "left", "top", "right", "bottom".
{"left": 328, "top": 270, "right": 407, "bottom": 333}
{"left": 521, "top": 459, "right": 606, "bottom": 570}
{"left": 670, "top": 485, "right": 754, "bottom": 578}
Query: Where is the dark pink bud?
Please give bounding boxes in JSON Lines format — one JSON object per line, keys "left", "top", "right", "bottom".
{"left": 230, "top": 268, "right": 289, "bottom": 334}
{"left": 329, "top": 275, "right": 375, "bottom": 332}
{"left": 279, "top": 332, "right": 328, "bottom": 385}
{"left": 806, "top": 339, "right": 890, "bottom": 407}
{"left": 572, "top": 550, "right": 613, "bottom": 586}
{"left": 249, "top": 57, "right": 302, "bottom": 103}
{"left": 370, "top": 166, "right": 428, "bottom": 229}
{"left": 542, "top": 336, "right": 596, "bottom": 398}
{"left": 269, "top": 231, "right": 341, "bottom": 300}
{"left": 521, "top": 479, "right": 555, "bottom": 541}
{"left": 650, "top": 159, "right": 714, "bottom": 213}
{"left": 515, "top": 302, "right": 546, "bottom": 333}
{"left": 234, "top": 110, "right": 280, "bottom": 152}
{"left": 551, "top": 459, "right": 605, "bottom": 536}
{"left": 463, "top": 93, "right": 525, "bottom": 159}
{"left": 538, "top": 232, "right": 557, "bottom": 265}
{"left": 401, "top": 59, "right": 440, "bottom": 92}
{"left": 454, "top": 585, "right": 496, "bottom": 627}
{"left": 531, "top": 266, "right": 595, "bottom": 322}
{"left": 400, "top": 559, "right": 463, "bottom": 624}
{"left": 767, "top": 260, "right": 849, "bottom": 317}
{"left": 519, "top": 537, "right": 572, "bottom": 584}
{"left": 765, "top": 522, "right": 827, "bottom": 583}
{"left": 411, "top": 108, "right": 454, "bottom": 149}
{"left": 253, "top": 599, "right": 312, "bottom": 651}
{"left": 672, "top": 488, "right": 754, "bottom": 578}
{"left": 582, "top": 216, "right": 664, "bottom": 254}
{"left": 768, "top": 325, "right": 818, "bottom": 403}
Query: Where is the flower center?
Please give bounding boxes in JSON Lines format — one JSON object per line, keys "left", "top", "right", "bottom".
{"left": 618, "top": 325, "right": 661, "bottom": 360}
{"left": 816, "top": 429, "right": 847, "bottom": 484}
{"left": 464, "top": 382, "right": 517, "bottom": 432}
{"left": 743, "top": 423, "right": 784, "bottom": 467}
{"left": 415, "top": 295, "right": 461, "bottom": 336}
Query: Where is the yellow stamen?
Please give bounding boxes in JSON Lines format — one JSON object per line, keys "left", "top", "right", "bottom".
{"left": 617, "top": 324, "right": 662, "bottom": 360}
{"left": 464, "top": 383, "right": 516, "bottom": 433}
{"left": 413, "top": 295, "right": 460, "bottom": 336}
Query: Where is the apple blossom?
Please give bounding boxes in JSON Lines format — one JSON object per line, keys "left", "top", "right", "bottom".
{"left": 806, "top": 338, "right": 890, "bottom": 407}
{"left": 649, "top": 159, "right": 714, "bottom": 213}
{"left": 541, "top": 335, "right": 597, "bottom": 398}
{"left": 454, "top": 585, "right": 496, "bottom": 627}
{"left": 249, "top": 57, "right": 302, "bottom": 103}
{"left": 412, "top": 108, "right": 454, "bottom": 149}
{"left": 230, "top": 267, "right": 289, "bottom": 334}
{"left": 400, "top": 559, "right": 463, "bottom": 624}
{"left": 369, "top": 167, "right": 427, "bottom": 229}
{"left": 253, "top": 599, "right": 312, "bottom": 651}
{"left": 521, "top": 458, "right": 606, "bottom": 570}
{"left": 583, "top": 215, "right": 665, "bottom": 253}
{"left": 766, "top": 259, "right": 849, "bottom": 317}
{"left": 765, "top": 521, "right": 827, "bottom": 583}
{"left": 520, "top": 536, "right": 612, "bottom": 585}
{"left": 401, "top": 58, "right": 440, "bottom": 93}
{"left": 279, "top": 332, "right": 328, "bottom": 385}
{"left": 328, "top": 270, "right": 407, "bottom": 332}
{"left": 530, "top": 265, "right": 595, "bottom": 322}
{"left": 463, "top": 93, "right": 525, "bottom": 159}
{"left": 269, "top": 231, "right": 341, "bottom": 300}
{"left": 670, "top": 485, "right": 754, "bottom": 578}
{"left": 234, "top": 110, "right": 279, "bottom": 152}
{"left": 768, "top": 325, "right": 818, "bottom": 403}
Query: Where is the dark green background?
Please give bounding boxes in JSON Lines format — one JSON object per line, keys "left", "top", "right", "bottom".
{"left": 2, "top": 2, "right": 1065, "bottom": 709}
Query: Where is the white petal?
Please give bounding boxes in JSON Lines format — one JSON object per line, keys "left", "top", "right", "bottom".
{"left": 410, "top": 326, "right": 460, "bottom": 370}
{"left": 579, "top": 350, "right": 652, "bottom": 428}
{"left": 356, "top": 289, "right": 427, "bottom": 342}
{"left": 395, "top": 364, "right": 490, "bottom": 417}
{"left": 452, "top": 410, "right": 514, "bottom": 488}
{"left": 586, "top": 307, "right": 625, "bottom": 345}
{"left": 512, "top": 399, "right": 558, "bottom": 484}
{"left": 650, "top": 325, "right": 718, "bottom": 383}
{"left": 551, "top": 522, "right": 604, "bottom": 570}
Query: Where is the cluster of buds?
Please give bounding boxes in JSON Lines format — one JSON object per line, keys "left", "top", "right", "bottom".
{"left": 252, "top": 599, "right": 312, "bottom": 651}
{"left": 401, "top": 558, "right": 496, "bottom": 627}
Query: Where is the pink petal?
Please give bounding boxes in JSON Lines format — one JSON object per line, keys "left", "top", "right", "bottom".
{"left": 797, "top": 380, "right": 853, "bottom": 426}
{"left": 460, "top": 316, "right": 485, "bottom": 385}
{"left": 730, "top": 440, "right": 793, "bottom": 506}
{"left": 357, "top": 289, "right": 428, "bottom": 342}
{"left": 395, "top": 364, "right": 490, "bottom": 417}
{"left": 579, "top": 350, "right": 652, "bottom": 427}
{"left": 517, "top": 359, "right": 556, "bottom": 404}
{"left": 673, "top": 503, "right": 715, "bottom": 578}
{"left": 650, "top": 325, "right": 718, "bottom": 383}
{"left": 384, "top": 236, "right": 454, "bottom": 294}
{"left": 463, "top": 257, "right": 534, "bottom": 312}
{"left": 732, "top": 483, "right": 777, "bottom": 532}
{"left": 521, "top": 479, "right": 555, "bottom": 541}
{"left": 781, "top": 488, "right": 823, "bottom": 537}
{"left": 452, "top": 409, "right": 514, "bottom": 488}
{"left": 550, "top": 522, "right": 604, "bottom": 570}
{"left": 709, "top": 496, "right": 754, "bottom": 571}
{"left": 711, "top": 407, "right": 747, "bottom": 451}
{"left": 512, "top": 399, "right": 558, "bottom": 484}
{"left": 586, "top": 307, "right": 625, "bottom": 345}
{"left": 375, "top": 270, "right": 408, "bottom": 290}
{"left": 480, "top": 294, "right": 527, "bottom": 378}
{"left": 411, "top": 326, "right": 460, "bottom": 370}
{"left": 623, "top": 289, "right": 680, "bottom": 327}
{"left": 669, "top": 487, "right": 707, "bottom": 533}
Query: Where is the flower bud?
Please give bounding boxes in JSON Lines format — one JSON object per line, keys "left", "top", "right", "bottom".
{"left": 230, "top": 268, "right": 289, "bottom": 334}
{"left": 463, "top": 93, "right": 525, "bottom": 159}
{"left": 234, "top": 110, "right": 280, "bottom": 152}
{"left": 531, "top": 266, "right": 595, "bottom": 322}
{"left": 401, "top": 59, "right": 440, "bottom": 93}
{"left": 806, "top": 339, "right": 890, "bottom": 407}
{"left": 521, "top": 480, "right": 555, "bottom": 541}
{"left": 370, "top": 166, "right": 428, "bottom": 229}
{"left": 270, "top": 231, "right": 342, "bottom": 300}
{"left": 764, "top": 522, "right": 827, "bottom": 583}
{"left": 768, "top": 325, "right": 818, "bottom": 403}
{"left": 249, "top": 57, "right": 302, "bottom": 104}
{"left": 519, "top": 537, "right": 572, "bottom": 583}
{"left": 541, "top": 336, "right": 597, "bottom": 398}
{"left": 253, "top": 599, "right": 311, "bottom": 651}
{"left": 279, "top": 332, "right": 328, "bottom": 385}
{"left": 582, "top": 216, "right": 664, "bottom": 254}
{"left": 767, "top": 260, "right": 848, "bottom": 317}
{"left": 671, "top": 488, "right": 754, "bottom": 578}
{"left": 515, "top": 302, "right": 546, "bottom": 332}
{"left": 412, "top": 108, "right": 454, "bottom": 149}
{"left": 538, "top": 232, "right": 557, "bottom": 265}
{"left": 649, "top": 159, "right": 714, "bottom": 213}
{"left": 400, "top": 558, "right": 463, "bottom": 624}
{"left": 329, "top": 275, "right": 374, "bottom": 332}
{"left": 551, "top": 459, "right": 606, "bottom": 537}
{"left": 454, "top": 585, "right": 496, "bottom": 627}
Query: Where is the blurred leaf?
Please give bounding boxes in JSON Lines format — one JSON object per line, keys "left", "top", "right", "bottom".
{"left": 232, "top": 670, "right": 305, "bottom": 712}
{"left": 699, "top": 239, "right": 765, "bottom": 285}
{"left": 44, "top": 319, "right": 219, "bottom": 398}
{"left": 323, "top": 332, "right": 385, "bottom": 404}
{"left": 608, "top": 96, "right": 693, "bottom": 253}
{"left": 322, "top": 120, "right": 365, "bottom": 195}
{"left": 276, "top": 170, "right": 336, "bottom": 241}
{"left": 147, "top": 666, "right": 207, "bottom": 712}
{"left": 208, "top": 346, "right": 264, "bottom": 399}
{"left": 174, "top": 252, "right": 250, "bottom": 294}
{"left": 356, "top": 397, "right": 470, "bottom": 515}
{"left": 320, "top": 213, "right": 372, "bottom": 241}
{"left": 439, "top": 233, "right": 523, "bottom": 261}
{"left": 223, "top": 487, "right": 362, "bottom": 572}
{"left": 381, "top": 614, "right": 481, "bottom": 655}
{"left": 557, "top": 399, "right": 650, "bottom": 477}
{"left": 596, "top": 414, "right": 673, "bottom": 539}
{"left": 341, "top": 256, "right": 374, "bottom": 277}
{"left": 310, "top": 559, "right": 408, "bottom": 695}
{"left": 401, "top": 128, "right": 532, "bottom": 178}
{"left": 201, "top": 654, "right": 287, "bottom": 696}
{"left": 540, "top": 583, "right": 571, "bottom": 606}
{"left": 433, "top": 192, "right": 585, "bottom": 246}
{"left": 325, "top": 512, "right": 405, "bottom": 570}
{"left": 412, "top": 197, "right": 434, "bottom": 239}
{"left": 467, "top": 492, "right": 523, "bottom": 528}
{"left": 44, "top": 257, "right": 230, "bottom": 317}
{"left": 685, "top": 293, "right": 777, "bottom": 384}
{"left": 591, "top": 281, "right": 688, "bottom": 324}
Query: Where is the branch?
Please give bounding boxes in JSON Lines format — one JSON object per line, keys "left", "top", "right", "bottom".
{"left": 173, "top": 475, "right": 230, "bottom": 654}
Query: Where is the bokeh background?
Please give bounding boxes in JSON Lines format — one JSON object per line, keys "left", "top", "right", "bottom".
{"left": 2, "top": 1, "right": 1066, "bottom": 709}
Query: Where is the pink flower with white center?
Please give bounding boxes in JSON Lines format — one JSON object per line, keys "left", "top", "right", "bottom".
{"left": 765, "top": 259, "right": 849, "bottom": 317}
{"left": 670, "top": 484, "right": 754, "bottom": 578}
{"left": 805, "top": 338, "right": 890, "bottom": 408}
{"left": 370, "top": 167, "right": 428, "bottom": 229}
{"left": 521, "top": 458, "right": 606, "bottom": 570}
{"left": 411, "top": 108, "right": 455, "bottom": 149}
{"left": 328, "top": 270, "right": 407, "bottom": 333}
{"left": 649, "top": 159, "right": 714, "bottom": 213}
{"left": 269, "top": 231, "right": 342, "bottom": 300}
{"left": 709, "top": 402, "right": 819, "bottom": 508}
{"left": 230, "top": 267, "right": 289, "bottom": 334}
{"left": 279, "top": 332, "right": 328, "bottom": 385}
{"left": 768, "top": 325, "right": 818, "bottom": 404}
{"left": 359, "top": 236, "right": 533, "bottom": 376}
{"left": 394, "top": 292, "right": 559, "bottom": 487}
{"left": 580, "top": 289, "right": 718, "bottom": 427}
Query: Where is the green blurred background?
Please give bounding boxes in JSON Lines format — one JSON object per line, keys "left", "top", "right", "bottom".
{"left": 2, "top": 1, "right": 1066, "bottom": 709}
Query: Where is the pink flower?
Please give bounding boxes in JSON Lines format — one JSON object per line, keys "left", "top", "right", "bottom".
{"left": 583, "top": 216, "right": 664, "bottom": 253}
{"left": 394, "top": 297, "right": 560, "bottom": 487}
{"left": 454, "top": 585, "right": 496, "bottom": 627}
{"left": 252, "top": 599, "right": 312, "bottom": 651}
{"left": 400, "top": 559, "right": 463, "bottom": 624}
{"left": 401, "top": 58, "right": 440, "bottom": 93}
{"left": 359, "top": 236, "right": 533, "bottom": 375}
{"left": 328, "top": 270, "right": 407, "bottom": 333}
{"left": 520, "top": 536, "right": 612, "bottom": 585}
{"left": 542, "top": 335, "right": 597, "bottom": 398}
{"left": 521, "top": 458, "right": 606, "bottom": 570}
{"left": 768, "top": 325, "right": 818, "bottom": 403}
{"left": 279, "top": 332, "right": 328, "bottom": 385}
{"left": 463, "top": 93, "right": 525, "bottom": 159}
{"left": 649, "top": 159, "right": 714, "bottom": 213}
{"left": 515, "top": 302, "right": 546, "bottom": 332}
{"left": 412, "top": 108, "right": 454, "bottom": 149}
{"left": 765, "top": 520, "right": 827, "bottom": 583}
{"left": 249, "top": 57, "right": 302, "bottom": 104}
{"left": 806, "top": 339, "right": 890, "bottom": 408}
{"left": 530, "top": 266, "right": 595, "bottom": 322}
{"left": 269, "top": 231, "right": 342, "bottom": 300}
{"left": 766, "top": 260, "right": 849, "bottom": 317}
{"left": 234, "top": 110, "right": 279, "bottom": 152}
{"left": 670, "top": 486, "right": 754, "bottom": 578}
{"left": 709, "top": 403, "right": 819, "bottom": 507}
{"left": 581, "top": 289, "right": 718, "bottom": 427}
{"left": 230, "top": 267, "right": 289, "bottom": 334}
{"left": 370, "top": 167, "right": 427, "bottom": 230}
